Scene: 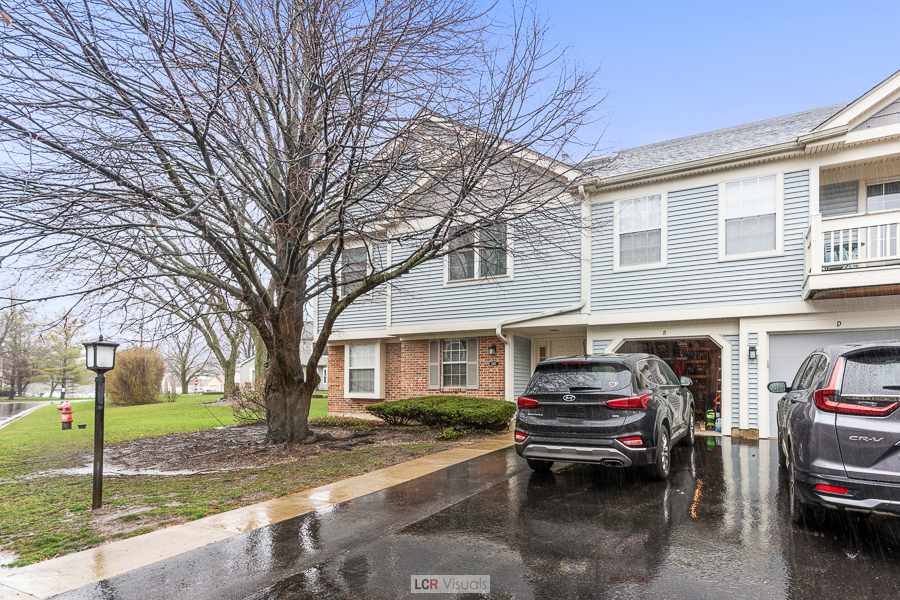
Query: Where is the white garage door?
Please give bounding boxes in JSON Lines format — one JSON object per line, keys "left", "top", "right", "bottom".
{"left": 768, "top": 329, "right": 900, "bottom": 437}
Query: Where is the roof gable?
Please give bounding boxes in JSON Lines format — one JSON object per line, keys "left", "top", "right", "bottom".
{"left": 815, "top": 68, "right": 900, "bottom": 131}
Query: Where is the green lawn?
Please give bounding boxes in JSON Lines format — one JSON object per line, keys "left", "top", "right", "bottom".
{"left": 0, "top": 394, "right": 328, "bottom": 477}
{"left": 0, "top": 392, "right": 452, "bottom": 568}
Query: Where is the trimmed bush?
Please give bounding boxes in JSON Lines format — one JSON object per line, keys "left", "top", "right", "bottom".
{"left": 106, "top": 347, "right": 165, "bottom": 406}
{"left": 366, "top": 396, "right": 515, "bottom": 429}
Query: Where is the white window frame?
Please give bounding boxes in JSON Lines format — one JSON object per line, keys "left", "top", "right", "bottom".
{"left": 340, "top": 243, "right": 373, "bottom": 299}
{"left": 612, "top": 193, "right": 668, "bottom": 272}
{"left": 343, "top": 340, "right": 386, "bottom": 399}
{"left": 428, "top": 337, "right": 480, "bottom": 390}
{"left": 717, "top": 172, "right": 784, "bottom": 261}
{"left": 443, "top": 224, "right": 514, "bottom": 286}
{"left": 863, "top": 177, "right": 900, "bottom": 214}
{"left": 441, "top": 339, "right": 468, "bottom": 388}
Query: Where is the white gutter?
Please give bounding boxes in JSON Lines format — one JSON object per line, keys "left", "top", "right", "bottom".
{"left": 495, "top": 298, "right": 587, "bottom": 346}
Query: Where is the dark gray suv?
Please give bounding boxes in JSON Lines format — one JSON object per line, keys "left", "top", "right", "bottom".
{"left": 769, "top": 341, "right": 900, "bottom": 522}
{"left": 514, "top": 354, "right": 695, "bottom": 480}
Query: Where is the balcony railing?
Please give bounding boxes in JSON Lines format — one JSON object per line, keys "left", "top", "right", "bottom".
{"left": 807, "top": 209, "right": 900, "bottom": 274}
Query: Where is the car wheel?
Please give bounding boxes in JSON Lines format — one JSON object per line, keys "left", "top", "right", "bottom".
{"left": 777, "top": 432, "right": 787, "bottom": 469}
{"left": 788, "top": 453, "right": 823, "bottom": 525}
{"left": 526, "top": 459, "right": 553, "bottom": 472}
{"left": 679, "top": 409, "right": 695, "bottom": 447}
{"left": 648, "top": 428, "right": 671, "bottom": 481}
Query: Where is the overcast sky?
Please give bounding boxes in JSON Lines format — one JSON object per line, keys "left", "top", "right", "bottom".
{"left": 532, "top": 0, "right": 898, "bottom": 154}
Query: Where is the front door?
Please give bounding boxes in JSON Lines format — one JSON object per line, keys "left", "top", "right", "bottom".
{"left": 533, "top": 338, "right": 585, "bottom": 370}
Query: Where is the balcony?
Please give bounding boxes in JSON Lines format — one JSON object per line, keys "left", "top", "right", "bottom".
{"left": 804, "top": 209, "right": 900, "bottom": 300}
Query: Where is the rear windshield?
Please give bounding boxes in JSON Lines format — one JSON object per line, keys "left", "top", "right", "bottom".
{"left": 842, "top": 348, "right": 900, "bottom": 397}
{"left": 527, "top": 362, "right": 633, "bottom": 393}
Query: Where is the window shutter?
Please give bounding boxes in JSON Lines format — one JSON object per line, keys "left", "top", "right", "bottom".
{"left": 428, "top": 340, "right": 440, "bottom": 390}
{"left": 466, "top": 338, "right": 479, "bottom": 389}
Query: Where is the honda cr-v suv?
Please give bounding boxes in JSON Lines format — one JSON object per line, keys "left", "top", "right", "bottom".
{"left": 514, "top": 354, "right": 695, "bottom": 480}
{"left": 769, "top": 341, "right": 900, "bottom": 522}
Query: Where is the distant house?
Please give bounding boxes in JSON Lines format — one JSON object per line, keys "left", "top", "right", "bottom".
{"left": 240, "top": 322, "right": 328, "bottom": 391}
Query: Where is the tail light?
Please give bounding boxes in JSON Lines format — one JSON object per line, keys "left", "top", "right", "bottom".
{"left": 814, "top": 357, "right": 900, "bottom": 416}
{"left": 517, "top": 396, "right": 538, "bottom": 407}
{"left": 815, "top": 484, "right": 849, "bottom": 495}
{"left": 606, "top": 395, "right": 650, "bottom": 409}
{"left": 619, "top": 436, "right": 644, "bottom": 448}
{"left": 514, "top": 431, "right": 528, "bottom": 443}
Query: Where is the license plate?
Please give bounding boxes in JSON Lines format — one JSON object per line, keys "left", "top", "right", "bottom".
{"left": 557, "top": 407, "right": 584, "bottom": 419}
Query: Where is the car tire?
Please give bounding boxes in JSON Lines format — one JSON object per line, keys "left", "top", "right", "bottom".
{"left": 647, "top": 428, "right": 671, "bottom": 481}
{"left": 526, "top": 459, "right": 553, "bottom": 472}
{"left": 788, "top": 452, "right": 824, "bottom": 525}
{"left": 777, "top": 432, "right": 787, "bottom": 469}
{"left": 679, "top": 409, "right": 695, "bottom": 447}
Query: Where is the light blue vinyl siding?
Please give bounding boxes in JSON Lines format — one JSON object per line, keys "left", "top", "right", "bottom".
{"left": 316, "top": 244, "right": 388, "bottom": 332}
{"left": 723, "top": 334, "right": 739, "bottom": 430}
{"left": 592, "top": 339, "right": 612, "bottom": 355}
{"left": 820, "top": 181, "right": 859, "bottom": 218}
{"left": 513, "top": 336, "right": 532, "bottom": 396}
{"left": 591, "top": 171, "right": 810, "bottom": 313}
{"left": 748, "top": 332, "right": 758, "bottom": 430}
{"left": 391, "top": 210, "right": 582, "bottom": 325}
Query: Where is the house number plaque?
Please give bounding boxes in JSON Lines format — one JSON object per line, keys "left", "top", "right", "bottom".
{"left": 489, "top": 360, "right": 500, "bottom": 366}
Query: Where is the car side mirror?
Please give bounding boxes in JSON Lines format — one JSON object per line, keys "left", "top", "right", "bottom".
{"left": 767, "top": 381, "right": 787, "bottom": 394}
{"left": 679, "top": 376, "right": 692, "bottom": 387}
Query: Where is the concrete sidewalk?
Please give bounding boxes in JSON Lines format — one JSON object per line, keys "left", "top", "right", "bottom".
{"left": 0, "top": 434, "right": 514, "bottom": 600}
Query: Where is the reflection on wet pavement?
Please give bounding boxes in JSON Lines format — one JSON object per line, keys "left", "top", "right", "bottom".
{"left": 0, "top": 402, "right": 43, "bottom": 429}
{"left": 53, "top": 437, "right": 900, "bottom": 600}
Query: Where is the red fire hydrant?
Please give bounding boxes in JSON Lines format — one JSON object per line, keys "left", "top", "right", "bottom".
{"left": 57, "top": 400, "right": 73, "bottom": 430}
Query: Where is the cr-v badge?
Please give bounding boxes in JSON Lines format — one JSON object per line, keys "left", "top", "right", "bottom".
{"left": 562, "top": 394, "right": 576, "bottom": 402}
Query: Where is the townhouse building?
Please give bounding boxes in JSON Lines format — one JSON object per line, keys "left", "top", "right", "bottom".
{"left": 318, "top": 69, "right": 900, "bottom": 439}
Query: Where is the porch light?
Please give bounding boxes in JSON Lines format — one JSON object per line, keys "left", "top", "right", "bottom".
{"left": 748, "top": 346, "right": 757, "bottom": 360}
{"left": 489, "top": 345, "right": 496, "bottom": 355}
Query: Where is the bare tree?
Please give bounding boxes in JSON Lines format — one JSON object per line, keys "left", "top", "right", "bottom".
{"left": 36, "top": 314, "right": 91, "bottom": 398}
{"left": 0, "top": 0, "right": 601, "bottom": 442}
{"left": 0, "top": 304, "right": 40, "bottom": 398}
{"left": 164, "top": 329, "right": 211, "bottom": 394}
{"left": 123, "top": 278, "right": 248, "bottom": 392}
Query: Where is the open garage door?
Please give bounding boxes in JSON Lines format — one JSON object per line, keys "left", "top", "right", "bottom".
{"left": 768, "top": 329, "right": 900, "bottom": 437}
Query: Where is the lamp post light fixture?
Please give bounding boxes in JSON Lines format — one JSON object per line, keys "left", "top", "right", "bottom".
{"left": 83, "top": 336, "right": 119, "bottom": 510}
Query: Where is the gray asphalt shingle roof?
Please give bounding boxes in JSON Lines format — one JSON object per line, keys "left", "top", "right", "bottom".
{"left": 584, "top": 102, "right": 851, "bottom": 178}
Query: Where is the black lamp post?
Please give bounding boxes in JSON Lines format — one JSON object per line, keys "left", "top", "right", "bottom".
{"left": 83, "top": 336, "right": 119, "bottom": 510}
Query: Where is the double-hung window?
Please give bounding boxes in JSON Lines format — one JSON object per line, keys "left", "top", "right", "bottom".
{"left": 442, "top": 339, "right": 468, "bottom": 387}
{"left": 447, "top": 225, "right": 508, "bottom": 282}
{"left": 723, "top": 175, "right": 778, "bottom": 257}
{"left": 347, "top": 343, "right": 376, "bottom": 393}
{"left": 341, "top": 246, "right": 368, "bottom": 296}
{"left": 428, "top": 338, "right": 479, "bottom": 389}
{"left": 616, "top": 195, "right": 664, "bottom": 269}
{"left": 866, "top": 180, "right": 900, "bottom": 213}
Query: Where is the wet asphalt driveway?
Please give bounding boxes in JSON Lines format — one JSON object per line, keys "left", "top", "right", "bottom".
{"left": 55, "top": 437, "right": 900, "bottom": 599}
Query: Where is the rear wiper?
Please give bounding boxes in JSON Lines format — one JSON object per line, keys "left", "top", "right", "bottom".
{"left": 568, "top": 386, "right": 603, "bottom": 391}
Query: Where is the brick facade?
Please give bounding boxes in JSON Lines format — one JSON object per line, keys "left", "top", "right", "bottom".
{"left": 328, "top": 335, "right": 507, "bottom": 414}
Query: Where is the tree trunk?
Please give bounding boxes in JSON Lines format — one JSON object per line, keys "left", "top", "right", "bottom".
{"left": 222, "top": 362, "right": 236, "bottom": 394}
{"left": 252, "top": 327, "right": 267, "bottom": 387}
{"left": 262, "top": 322, "right": 320, "bottom": 444}
{"left": 181, "top": 377, "right": 189, "bottom": 395}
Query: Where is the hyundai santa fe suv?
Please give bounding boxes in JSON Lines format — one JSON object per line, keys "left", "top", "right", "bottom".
{"left": 514, "top": 354, "right": 695, "bottom": 480}
{"left": 769, "top": 341, "right": 900, "bottom": 522}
